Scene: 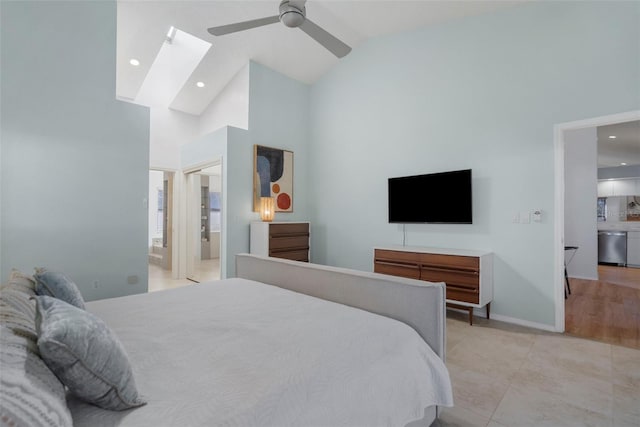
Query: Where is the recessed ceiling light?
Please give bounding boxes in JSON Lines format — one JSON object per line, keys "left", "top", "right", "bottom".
{"left": 196, "top": 81, "right": 205, "bottom": 88}
{"left": 621, "top": 162, "right": 627, "bottom": 166}
{"left": 608, "top": 135, "right": 617, "bottom": 139}
{"left": 129, "top": 58, "right": 140, "bottom": 66}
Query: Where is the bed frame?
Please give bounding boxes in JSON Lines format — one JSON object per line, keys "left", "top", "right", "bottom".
{"left": 236, "top": 254, "right": 447, "bottom": 426}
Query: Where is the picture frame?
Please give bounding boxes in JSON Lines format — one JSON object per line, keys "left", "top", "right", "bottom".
{"left": 253, "top": 145, "right": 294, "bottom": 212}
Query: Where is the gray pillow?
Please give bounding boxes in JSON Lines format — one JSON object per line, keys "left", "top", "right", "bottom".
{"left": 33, "top": 269, "right": 85, "bottom": 310}
{"left": 34, "top": 295, "right": 146, "bottom": 411}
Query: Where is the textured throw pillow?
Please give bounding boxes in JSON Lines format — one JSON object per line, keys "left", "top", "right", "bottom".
{"left": 0, "top": 270, "right": 38, "bottom": 340}
{"left": 34, "top": 296, "right": 146, "bottom": 411}
{"left": 0, "top": 325, "right": 73, "bottom": 427}
{"left": 33, "top": 269, "right": 85, "bottom": 310}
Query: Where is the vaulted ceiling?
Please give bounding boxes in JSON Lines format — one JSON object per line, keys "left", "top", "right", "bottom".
{"left": 116, "top": 0, "right": 524, "bottom": 115}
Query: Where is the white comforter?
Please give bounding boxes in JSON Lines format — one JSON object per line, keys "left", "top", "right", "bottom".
{"left": 70, "top": 278, "right": 453, "bottom": 427}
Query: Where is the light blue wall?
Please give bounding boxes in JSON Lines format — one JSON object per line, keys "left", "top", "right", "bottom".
{"left": 0, "top": 1, "right": 150, "bottom": 300}
{"left": 181, "top": 62, "right": 311, "bottom": 277}
{"left": 248, "top": 61, "right": 311, "bottom": 223}
{"left": 308, "top": 1, "right": 640, "bottom": 327}
{"left": 181, "top": 126, "right": 254, "bottom": 278}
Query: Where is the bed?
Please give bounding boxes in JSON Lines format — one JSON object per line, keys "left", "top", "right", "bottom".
{"left": 1, "top": 254, "right": 453, "bottom": 427}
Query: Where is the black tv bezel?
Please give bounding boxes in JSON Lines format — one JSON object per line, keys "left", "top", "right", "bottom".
{"left": 387, "top": 169, "right": 473, "bottom": 224}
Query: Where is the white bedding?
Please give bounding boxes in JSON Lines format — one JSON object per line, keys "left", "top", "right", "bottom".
{"left": 69, "top": 278, "right": 453, "bottom": 427}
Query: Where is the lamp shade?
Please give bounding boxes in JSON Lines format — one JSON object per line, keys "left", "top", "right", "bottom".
{"left": 259, "top": 197, "right": 275, "bottom": 222}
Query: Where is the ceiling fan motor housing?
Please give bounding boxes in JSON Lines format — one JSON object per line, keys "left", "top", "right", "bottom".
{"left": 279, "top": 0, "right": 305, "bottom": 28}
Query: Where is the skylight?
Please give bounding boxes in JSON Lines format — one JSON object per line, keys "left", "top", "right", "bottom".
{"left": 134, "top": 28, "right": 211, "bottom": 108}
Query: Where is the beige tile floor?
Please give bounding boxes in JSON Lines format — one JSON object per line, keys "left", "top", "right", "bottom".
{"left": 434, "top": 311, "right": 640, "bottom": 427}
{"left": 148, "top": 258, "right": 220, "bottom": 292}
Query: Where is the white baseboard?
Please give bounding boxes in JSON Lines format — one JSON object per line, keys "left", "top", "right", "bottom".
{"left": 567, "top": 274, "right": 598, "bottom": 281}
{"left": 483, "top": 312, "right": 558, "bottom": 332}
{"left": 447, "top": 306, "right": 559, "bottom": 332}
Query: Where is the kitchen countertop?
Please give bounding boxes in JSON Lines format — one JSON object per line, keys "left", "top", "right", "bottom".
{"left": 597, "top": 223, "right": 640, "bottom": 232}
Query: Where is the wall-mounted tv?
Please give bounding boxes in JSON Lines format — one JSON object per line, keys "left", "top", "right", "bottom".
{"left": 388, "top": 169, "right": 472, "bottom": 224}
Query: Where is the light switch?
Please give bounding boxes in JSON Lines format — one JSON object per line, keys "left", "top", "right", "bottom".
{"left": 512, "top": 212, "right": 520, "bottom": 223}
{"left": 520, "top": 211, "right": 530, "bottom": 224}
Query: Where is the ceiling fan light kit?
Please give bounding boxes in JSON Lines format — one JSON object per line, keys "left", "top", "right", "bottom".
{"left": 279, "top": 1, "right": 305, "bottom": 28}
{"left": 207, "top": 0, "right": 351, "bottom": 58}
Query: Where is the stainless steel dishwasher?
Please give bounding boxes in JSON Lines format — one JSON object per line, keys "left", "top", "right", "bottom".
{"left": 598, "top": 231, "right": 627, "bottom": 266}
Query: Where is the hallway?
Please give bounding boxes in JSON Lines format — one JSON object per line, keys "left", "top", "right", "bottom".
{"left": 565, "top": 266, "right": 640, "bottom": 349}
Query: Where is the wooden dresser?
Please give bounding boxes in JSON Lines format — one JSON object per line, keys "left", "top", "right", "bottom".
{"left": 374, "top": 246, "right": 493, "bottom": 325}
{"left": 250, "top": 222, "right": 310, "bottom": 262}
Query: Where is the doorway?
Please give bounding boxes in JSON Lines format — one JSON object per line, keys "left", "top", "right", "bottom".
{"left": 148, "top": 170, "right": 185, "bottom": 292}
{"left": 185, "top": 162, "right": 222, "bottom": 283}
{"left": 557, "top": 111, "right": 640, "bottom": 348}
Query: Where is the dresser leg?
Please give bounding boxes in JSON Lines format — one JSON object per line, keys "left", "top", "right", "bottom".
{"left": 468, "top": 307, "right": 473, "bottom": 326}
{"left": 486, "top": 302, "right": 491, "bottom": 320}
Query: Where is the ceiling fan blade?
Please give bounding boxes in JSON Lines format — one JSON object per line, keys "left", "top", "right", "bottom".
{"left": 299, "top": 18, "right": 351, "bottom": 58}
{"left": 208, "top": 15, "right": 280, "bottom": 36}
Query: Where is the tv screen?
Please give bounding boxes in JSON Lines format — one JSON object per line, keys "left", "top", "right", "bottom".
{"left": 388, "top": 169, "right": 472, "bottom": 224}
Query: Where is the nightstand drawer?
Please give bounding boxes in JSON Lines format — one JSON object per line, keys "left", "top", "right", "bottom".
{"left": 270, "top": 235, "right": 309, "bottom": 251}
{"left": 269, "top": 223, "right": 309, "bottom": 237}
{"left": 269, "top": 249, "right": 309, "bottom": 262}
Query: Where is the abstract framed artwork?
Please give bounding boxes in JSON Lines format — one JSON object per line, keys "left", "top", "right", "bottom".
{"left": 253, "top": 145, "right": 294, "bottom": 212}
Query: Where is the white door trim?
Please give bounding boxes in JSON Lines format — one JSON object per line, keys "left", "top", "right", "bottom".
{"left": 553, "top": 110, "right": 640, "bottom": 332}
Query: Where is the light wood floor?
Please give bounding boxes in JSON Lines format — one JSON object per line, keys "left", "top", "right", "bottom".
{"left": 565, "top": 265, "right": 640, "bottom": 349}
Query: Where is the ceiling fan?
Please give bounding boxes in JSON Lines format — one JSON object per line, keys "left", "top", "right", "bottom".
{"left": 207, "top": 0, "right": 351, "bottom": 58}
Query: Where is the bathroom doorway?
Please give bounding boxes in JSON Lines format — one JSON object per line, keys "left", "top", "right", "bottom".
{"left": 185, "top": 162, "right": 222, "bottom": 283}
{"left": 148, "top": 170, "right": 185, "bottom": 292}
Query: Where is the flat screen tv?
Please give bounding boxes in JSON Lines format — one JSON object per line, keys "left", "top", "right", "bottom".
{"left": 388, "top": 169, "right": 472, "bottom": 224}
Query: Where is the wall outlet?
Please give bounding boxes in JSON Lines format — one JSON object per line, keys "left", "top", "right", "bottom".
{"left": 93, "top": 280, "right": 99, "bottom": 289}
{"left": 127, "top": 275, "right": 139, "bottom": 285}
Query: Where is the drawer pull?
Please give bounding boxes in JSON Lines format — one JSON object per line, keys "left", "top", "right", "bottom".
{"left": 421, "top": 264, "right": 478, "bottom": 275}
{"left": 270, "top": 232, "right": 309, "bottom": 238}
{"left": 375, "top": 260, "right": 420, "bottom": 269}
{"left": 446, "top": 285, "right": 478, "bottom": 293}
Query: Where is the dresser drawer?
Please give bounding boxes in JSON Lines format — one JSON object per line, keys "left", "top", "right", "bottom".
{"left": 375, "top": 249, "right": 420, "bottom": 264}
{"left": 420, "top": 267, "right": 479, "bottom": 288}
{"left": 374, "top": 261, "right": 420, "bottom": 279}
{"left": 446, "top": 285, "right": 480, "bottom": 304}
{"left": 419, "top": 253, "right": 478, "bottom": 272}
{"left": 269, "top": 223, "right": 309, "bottom": 237}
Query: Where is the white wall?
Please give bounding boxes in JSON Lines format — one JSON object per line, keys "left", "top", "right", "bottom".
{"left": 1, "top": 0, "right": 150, "bottom": 300}
{"left": 307, "top": 1, "right": 640, "bottom": 327}
{"left": 149, "top": 107, "right": 199, "bottom": 171}
{"left": 564, "top": 128, "right": 598, "bottom": 280}
{"left": 149, "top": 64, "right": 250, "bottom": 172}
{"left": 199, "top": 64, "right": 250, "bottom": 136}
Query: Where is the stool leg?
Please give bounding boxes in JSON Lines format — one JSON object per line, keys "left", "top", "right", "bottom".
{"left": 564, "top": 264, "right": 571, "bottom": 296}
{"left": 469, "top": 308, "right": 473, "bottom": 326}
{"left": 486, "top": 302, "right": 491, "bottom": 320}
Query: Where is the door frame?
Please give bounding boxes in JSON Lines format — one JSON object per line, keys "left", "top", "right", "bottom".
{"left": 182, "top": 158, "right": 223, "bottom": 282}
{"left": 553, "top": 109, "right": 640, "bottom": 332}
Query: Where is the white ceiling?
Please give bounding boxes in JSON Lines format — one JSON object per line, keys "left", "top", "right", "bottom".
{"left": 116, "top": 0, "right": 524, "bottom": 115}
{"left": 597, "top": 120, "right": 640, "bottom": 168}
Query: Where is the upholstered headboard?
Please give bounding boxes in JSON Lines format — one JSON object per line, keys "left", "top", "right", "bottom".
{"left": 235, "top": 254, "right": 447, "bottom": 360}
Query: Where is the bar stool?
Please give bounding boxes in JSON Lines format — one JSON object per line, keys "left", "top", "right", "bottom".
{"left": 564, "top": 246, "right": 578, "bottom": 299}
